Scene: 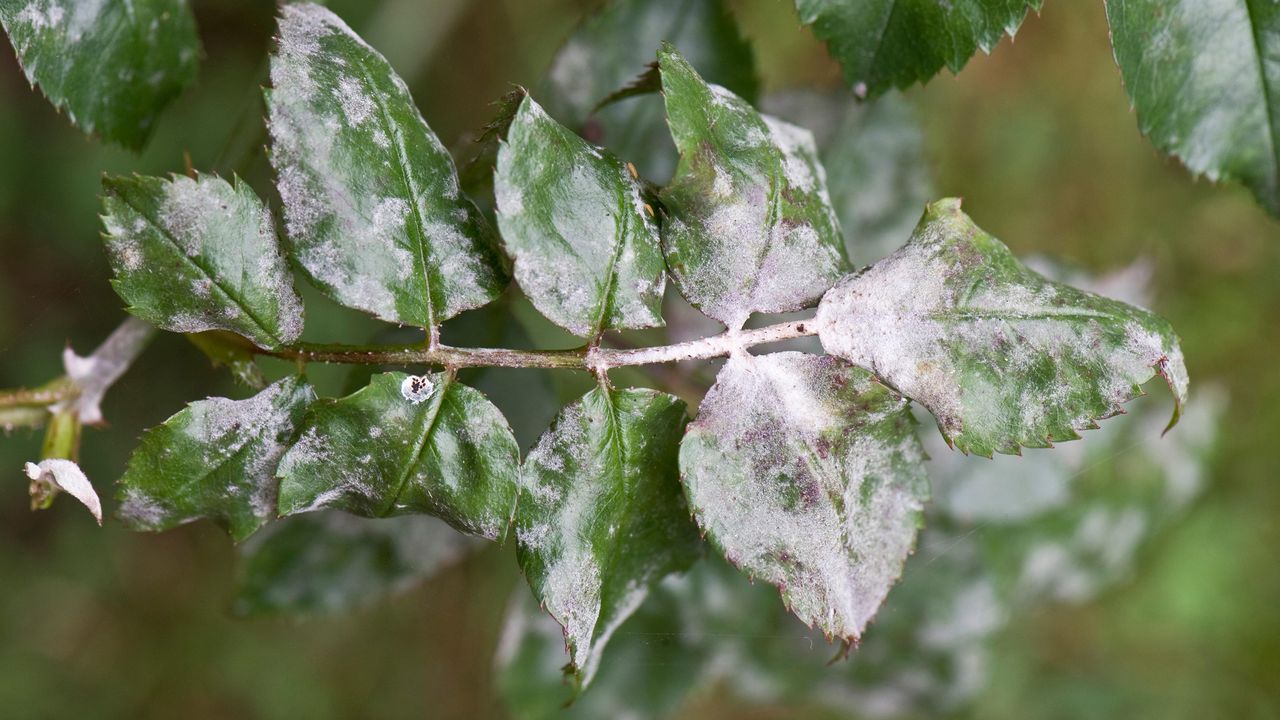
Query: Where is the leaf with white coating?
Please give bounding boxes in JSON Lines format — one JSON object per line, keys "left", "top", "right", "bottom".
{"left": 117, "top": 376, "right": 316, "bottom": 541}
{"left": 0, "top": 0, "right": 200, "bottom": 149}
{"left": 276, "top": 372, "right": 520, "bottom": 541}
{"left": 515, "top": 385, "right": 700, "bottom": 690}
{"left": 495, "top": 96, "right": 665, "bottom": 337}
{"left": 267, "top": 3, "right": 507, "bottom": 328}
{"left": 680, "top": 352, "right": 929, "bottom": 643}
{"left": 816, "top": 199, "right": 1189, "bottom": 457}
{"left": 1107, "top": 0, "right": 1280, "bottom": 216}
{"left": 658, "top": 46, "right": 849, "bottom": 330}
{"left": 24, "top": 459, "right": 102, "bottom": 525}
{"left": 101, "top": 174, "right": 304, "bottom": 350}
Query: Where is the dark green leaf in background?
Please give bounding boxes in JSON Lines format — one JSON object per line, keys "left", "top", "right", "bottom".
{"left": 495, "top": 96, "right": 665, "bottom": 338}
{"left": 1106, "top": 0, "right": 1280, "bottom": 216}
{"left": 542, "top": 0, "right": 756, "bottom": 183}
{"left": 817, "top": 199, "right": 1190, "bottom": 457}
{"left": 658, "top": 46, "right": 848, "bottom": 330}
{"left": 234, "top": 511, "right": 483, "bottom": 616}
{"left": 680, "top": 352, "right": 929, "bottom": 643}
{"left": 0, "top": 0, "right": 200, "bottom": 148}
{"left": 267, "top": 3, "right": 508, "bottom": 329}
{"left": 276, "top": 371, "right": 520, "bottom": 541}
{"left": 117, "top": 376, "right": 315, "bottom": 541}
{"left": 100, "top": 174, "right": 303, "bottom": 350}
{"left": 515, "top": 385, "right": 700, "bottom": 690}
{"left": 794, "top": 0, "right": 1042, "bottom": 100}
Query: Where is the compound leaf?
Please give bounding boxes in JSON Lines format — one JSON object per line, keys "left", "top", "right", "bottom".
{"left": 515, "top": 385, "right": 700, "bottom": 691}
{"left": 794, "top": 0, "right": 1042, "bottom": 100}
{"left": 233, "top": 511, "right": 483, "bottom": 616}
{"left": 680, "top": 352, "right": 929, "bottom": 643}
{"left": 1107, "top": 0, "right": 1280, "bottom": 215}
{"left": 276, "top": 372, "right": 519, "bottom": 541}
{"left": 267, "top": 3, "right": 507, "bottom": 328}
{"left": 495, "top": 96, "right": 665, "bottom": 338}
{"left": 117, "top": 376, "right": 316, "bottom": 541}
{"left": 100, "top": 174, "right": 303, "bottom": 350}
{"left": 0, "top": 0, "right": 199, "bottom": 149}
{"left": 658, "top": 46, "right": 848, "bottom": 330}
{"left": 816, "top": 199, "right": 1189, "bottom": 457}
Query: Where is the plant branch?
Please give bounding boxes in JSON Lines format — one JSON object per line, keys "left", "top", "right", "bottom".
{"left": 259, "top": 318, "right": 821, "bottom": 371}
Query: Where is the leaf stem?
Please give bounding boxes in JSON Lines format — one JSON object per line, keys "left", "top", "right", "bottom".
{"left": 260, "top": 318, "right": 821, "bottom": 371}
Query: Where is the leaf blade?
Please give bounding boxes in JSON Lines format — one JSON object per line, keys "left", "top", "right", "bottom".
{"left": 101, "top": 174, "right": 304, "bottom": 350}
{"left": 267, "top": 3, "right": 508, "bottom": 328}
{"left": 794, "top": 0, "right": 1042, "bottom": 100}
{"left": 495, "top": 96, "right": 665, "bottom": 337}
{"left": 0, "top": 0, "right": 200, "bottom": 148}
{"left": 816, "top": 198, "right": 1189, "bottom": 457}
{"left": 276, "top": 372, "right": 520, "bottom": 541}
{"left": 658, "top": 46, "right": 849, "bottom": 330}
{"left": 515, "top": 386, "right": 701, "bottom": 689}
{"left": 680, "top": 352, "right": 929, "bottom": 642}
{"left": 117, "top": 376, "right": 316, "bottom": 541}
{"left": 1106, "top": 0, "right": 1280, "bottom": 215}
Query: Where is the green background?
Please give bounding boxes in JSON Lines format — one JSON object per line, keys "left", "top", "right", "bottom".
{"left": 0, "top": 1, "right": 1276, "bottom": 718}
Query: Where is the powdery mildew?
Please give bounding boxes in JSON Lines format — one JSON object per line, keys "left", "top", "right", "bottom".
{"left": 495, "top": 97, "right": 665, "bottom": 337}
{"left": 681, "top": 352, "right": 928, "bottom": 642}
{"left": 268, "top": 4, "right": 504, "bottom": 328}
{"left": 817, "top": 199, "right": 1189, "bottom": 457}
{"left": 659, "top": 49, "right": 847, "bottom": 330}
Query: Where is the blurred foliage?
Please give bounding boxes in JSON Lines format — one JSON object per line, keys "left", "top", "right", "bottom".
{"left": 0, "top": 1, "right": 1277, "bottom": 719}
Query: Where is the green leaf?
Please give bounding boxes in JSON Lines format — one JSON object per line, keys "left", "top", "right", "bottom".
{"left": 515, "top": 385, "right": 700, "bottom": 690}
{"left": 185, "top": 331, "right": 268, "bottom": 390}
{"left": 816, "top": 199, "right": 1189, "bottom": 458}
{"left": 0, "top": 0, "right": 199, "bottom": 149}
{"left": 542, "top": 0, "right": 757, "bottom": 183}
{"left": 233, "top": 511, "right": 482, "bottom": 616}
{"left": 1106, "top": 0, "right": 1280, "bottom": 215}
{"left": 763, "top": 89, "right": 934, "bottom": 266}
{"left": 117, "top": 376, "right": 316, "bottom": 541}
{"left": 495, "top": 96, "right": 665, "bottom": 338}
{"left": 658, "top": 46, "right": 849, "bottom": 330}
{"left": 100, "top": 174, "right": 304, "bottom": 351}
{"left": 680, "top": 352, "right": 929, "bottom": 643}
{"left": 276, "top": 371, "right": 520, "bottom": 541}
{"left": 267, "top": 3, "right": 508, "bottom": 329}
{"left": 794, "top": 0, "right": 1042, "bottom": 100}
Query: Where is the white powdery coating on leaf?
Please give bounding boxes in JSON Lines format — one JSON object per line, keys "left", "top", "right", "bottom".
{"left": 269, "top": 3, "right": 500, "bottom": 327}
{"left": 665, "top": 82, "right": 844, "bottom": 330}
{"left": 816, "top": 204, "right": 1186, "bottom": 451}
{"left": 683, "top": 353, "right": 926, "bottom": 640}
{"left": 24, "top": 459, "right": 102, "bottom": 524}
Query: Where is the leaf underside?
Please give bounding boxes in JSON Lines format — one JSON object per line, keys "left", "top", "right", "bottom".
{"left": 267, "top": 3, "right": 508, "bottom": 328}
{"left": 816, "top": 198, "right": 1189, "bottom": 458}
{"left": 495, "top": 96, "right": 666, "bottom": 337}
{"left": 1106, "top": 0, "right": 1280, "bottom": 216}
{"left": 117, "top": 376, "right": 316, "bottom": 541}
{"left": 0, "top": 0, "right": 200, "bottom": 149}
{"left": 794, "top": 0, "right": 1042, "bottom": 100}
{"left": 515, "top": 385, "right": 700, "bottom": 691}
{"left": 100, "top": 173, "right": 303, "bottom": 350}
{"left": 680, "top": 352, "right": 929, "bottom": 643}
{"left": 276, "top": 372, "right": 520, "bottom": 542}
{"left": 658, "top": 45, "right": 849, "bottom": 330}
